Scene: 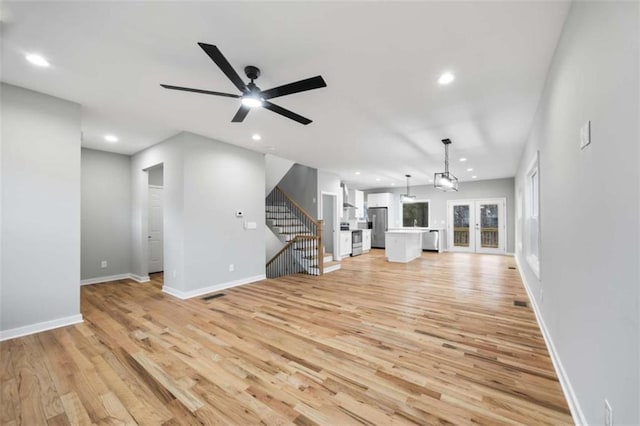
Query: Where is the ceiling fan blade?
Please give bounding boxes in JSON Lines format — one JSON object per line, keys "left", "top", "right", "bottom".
{"left": 231, "top": 105, "right": 251, "bottom": 122}
{"left": 260, "top": 76, "right": 327, "bottom": 100}
{"left": 160, "top": 84, "right": 240, "bottom": 98}
{"left": 263, "top": 101, "right": 312, "bottom": 125}
{"left": 197, "top": 43, "right": 248, "bottom": 94}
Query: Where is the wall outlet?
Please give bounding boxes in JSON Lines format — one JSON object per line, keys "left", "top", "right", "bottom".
{"left": 580, "top": 120, "right": 591, "bottom": 149}
{"left": 101, "top": 260, "right": 107, "bottom": 268}
{"left": 229, "top": 264, "right": 234, "bottom": 272}
{"left": 605, "top": 399, "right": 613, "bottom": 426}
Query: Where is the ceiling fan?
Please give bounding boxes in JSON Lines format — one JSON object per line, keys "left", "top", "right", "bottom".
{"left": 161, "top": 43, "right": 327, "bottom": 125}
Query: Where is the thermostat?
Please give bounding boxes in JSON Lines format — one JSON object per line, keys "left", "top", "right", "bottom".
{"left": 235, "top": 210, "right": 244, "bottom": 217}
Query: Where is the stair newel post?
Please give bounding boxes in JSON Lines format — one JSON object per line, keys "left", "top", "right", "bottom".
{"left": 317, "top": 219, "right": 323, "bottom": 276}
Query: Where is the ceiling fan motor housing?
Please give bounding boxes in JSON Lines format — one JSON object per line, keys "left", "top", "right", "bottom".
{"left": 244, "top": 65, "right": 260, "bottom": 81}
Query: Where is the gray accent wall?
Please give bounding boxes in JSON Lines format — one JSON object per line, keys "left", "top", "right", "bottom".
{"left": 366, "top": 178, "right": 515, "bottom": 252}
{"left": 81, "top": 148, "right": 132, "bottom": 280}
{"left": 148, "top": 165, "right": 163, "bottom": 186}
{"left": 278, "top": 163, "right": 318, "bottom": 218}
{"left": 131, "top": 132, "right": 265, "bottom": 294}
{"left": 514, "top": 2, "right": 639, "bottom": 424}
{"left": 1, "top": 83, "right": 81, "bottom": 332}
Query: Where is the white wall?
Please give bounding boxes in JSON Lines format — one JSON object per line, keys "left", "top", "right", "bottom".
{"left": 1, "top": 83, "right": 82, "bottom": 336}
{"left": 131, "top": 135, "right": 185, "bottom": 286}
{"left": 182, "top": 133, "right": 265, "bottom": 292}
{"left": 514, "top": 2, "right": 639, "bottom": 424}
{"left": 366, "top": 178, "right": 515, "bottom": 252}
{"left": 81, "top": 148, "right": 131, "bottom": 281}
{"left": 265, "top": 153, "right": 294, "bottom": 196}
{"left": 131, "top": 132, "right": 265, "bottom": 297}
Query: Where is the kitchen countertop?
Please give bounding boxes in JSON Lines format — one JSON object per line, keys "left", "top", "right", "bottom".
{"left": 385, "top": 229, "right": 428, "bottom": 234}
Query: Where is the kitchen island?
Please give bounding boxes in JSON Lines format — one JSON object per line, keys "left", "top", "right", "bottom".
{"left": 385, "top": 229, "right": 427, "bottom": 263}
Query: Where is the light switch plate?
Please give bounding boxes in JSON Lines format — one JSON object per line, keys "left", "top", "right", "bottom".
{"left": 580, "top": 120, "right": 591, "bottom": 149}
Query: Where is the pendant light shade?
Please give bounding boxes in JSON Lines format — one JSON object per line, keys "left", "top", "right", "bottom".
{"left": 434, "top": 138, "right": 459, "bottom": 192}
{"left": 401, "top": 174, "right": 416, "bottom": 202}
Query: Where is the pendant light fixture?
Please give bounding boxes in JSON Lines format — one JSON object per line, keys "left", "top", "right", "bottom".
{"left": 434, "top": 138, "right": 459, "bottom": 191}
{"left": 401, "top": 174, "right": 416, "bottom": 203}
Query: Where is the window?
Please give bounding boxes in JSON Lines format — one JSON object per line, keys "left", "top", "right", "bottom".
{"left": 402, "top": 201, "right": 429, "bottom": 227}
{"left": 525, "top": 154, "right": 540, "bottom": 277}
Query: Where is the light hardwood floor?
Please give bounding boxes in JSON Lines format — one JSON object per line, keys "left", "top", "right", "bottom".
{"left": 1, "top": 250, "right": 572, "bottom": 425}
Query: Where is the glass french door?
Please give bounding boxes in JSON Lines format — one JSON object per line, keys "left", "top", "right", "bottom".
{"left": 447, "top": 198, "right": 506, "bottom": 254}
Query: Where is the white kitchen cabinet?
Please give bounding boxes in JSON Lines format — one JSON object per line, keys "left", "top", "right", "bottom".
{"left": 367, "top": 193, "right": 393, "bottom": 208}
{"left": 339, "top": 231, "right": 352, "bottom": 258}
{"left": 362, "top": 229, "right": 371, "bottom": 252}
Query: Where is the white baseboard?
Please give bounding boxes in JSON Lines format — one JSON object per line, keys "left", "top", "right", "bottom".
{"left": 81, "top": 273, "right": 131, "bottom": 285}
{"left": 324, "top": 263, "right": 341, "bottom": 273}
{"left": 81, "top": 273, "right": 150, "bottom": 285}
{"left": 515, "top": 256, "right": 586, "bottom": 425}
{"left": 129, "top": 274, "right": 150, "bottom": 283}
{"left": 0, "top": 314, "right": 83, "bottom": 342}
{"left": 162, "top": 274, "right": 266, "bottom": 300}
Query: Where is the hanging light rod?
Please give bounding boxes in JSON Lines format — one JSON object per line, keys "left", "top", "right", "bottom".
{"left": 434, "top": 138, "right": 459, "bottom": 192}
{"left": 401, "top": 174, "right": 416, "bottom": 202}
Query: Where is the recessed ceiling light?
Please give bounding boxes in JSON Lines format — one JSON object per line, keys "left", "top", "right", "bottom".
{"left": 467, "top": 168, "right": 473, "bottom": 172}
{"left": 391, "top": 183, "right": 395, "bottom": 186}
{"left": 459, "top": 158, "right": 467, "bottom": 162}
{"left": 355, "top": 171, "right": 361, "bottom": 175}
{"left": 252, "top": 133, "right": 261, "bottom": 141}
{"left": 26, "top": 53, "right": 50, "bottom": 68}
{"left": 104, "top": 134, "right": 119, "bottom": 143}
{"left": 438, "top": 72, "right": 455, "bottom": 85}
{"left": 375, "top": 178, "right": 381, "bottom": 182}
{"left": 472, "top": 175, "right": 477, "bottom": 179}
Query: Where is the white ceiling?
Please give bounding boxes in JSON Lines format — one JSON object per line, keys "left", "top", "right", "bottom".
{"left": 1, "top": 1, "right": 569, "bottom": 189}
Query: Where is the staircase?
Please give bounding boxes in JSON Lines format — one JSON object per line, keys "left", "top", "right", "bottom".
{"left": 266, "top": 187, "right": 340, "bottom": 278}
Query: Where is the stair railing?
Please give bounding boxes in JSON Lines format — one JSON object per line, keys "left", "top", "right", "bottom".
{"left": 266, "top": 186, "right": 323, "bottom": 278}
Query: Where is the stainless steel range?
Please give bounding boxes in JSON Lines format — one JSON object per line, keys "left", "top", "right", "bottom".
{"left": 351, "top": 230, "right": 363, "bottom": 256}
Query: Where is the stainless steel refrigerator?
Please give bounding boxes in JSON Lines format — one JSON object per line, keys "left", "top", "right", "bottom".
{"left": 369, "top": 207, "right": 388, "bottom": 248}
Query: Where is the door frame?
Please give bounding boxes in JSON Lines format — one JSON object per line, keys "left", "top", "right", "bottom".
{"left": 446, "top": 198, "right": 507, "bottom": 254}
{"left": 320, "top": 191, "right": 339, "bottom": 261}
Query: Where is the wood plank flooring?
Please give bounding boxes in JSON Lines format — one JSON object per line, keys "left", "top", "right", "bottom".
{"left": 1, "top": 250, "right": 572, "bottom": 425}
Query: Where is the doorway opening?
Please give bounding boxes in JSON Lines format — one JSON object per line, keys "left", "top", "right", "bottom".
{"left": 147, "top": 164, "right": 164, "bottom": 273}
{"left": 446, "top": 198, "right": 506, "bottom": 254}
{"left": 321, "top": 192, "right": 338, "bottom": 261}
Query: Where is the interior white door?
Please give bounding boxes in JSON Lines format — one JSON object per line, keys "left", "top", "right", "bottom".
{"left": 148, "top": 186, "right": 164, "bottom": 273}
{"left": 447, "top": 198, "right": 506, "bottom": 254}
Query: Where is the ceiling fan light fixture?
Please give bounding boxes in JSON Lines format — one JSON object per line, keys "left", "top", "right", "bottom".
{"left": 241, "top": 96, "right": 263, "bottom": 108}
{"left": 435, "top": 139, "right": 459, "bottom": 192}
